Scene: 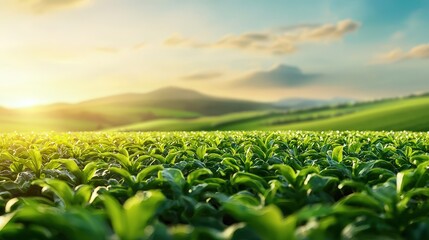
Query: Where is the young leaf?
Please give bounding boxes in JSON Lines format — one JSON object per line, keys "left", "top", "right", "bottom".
{"left": 332, "top": 146, "right": 344, "bottom": 162}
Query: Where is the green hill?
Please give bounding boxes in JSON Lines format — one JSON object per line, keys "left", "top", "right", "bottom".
{"left": 108, "top": 111, "right": 273, "bottom": 131}
{"left": 110, "top": 95, "right": 429, "bottom": 132}
{"left": 274, "top": 96, "right": 429, "bottom": 131}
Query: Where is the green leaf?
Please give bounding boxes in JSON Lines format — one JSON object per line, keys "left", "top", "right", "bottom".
{"left": 252, "top": 145, "right": 266, "bottom": 160}
{"left": 196, "top": 145, "right": 207, "bottom": 160}
{"left": 151, "top": 154, "right": 166, "bottom": 163}
{"left": 405, "top": 146, "right": 413, "bottom": 157}
{"left": 410, "top": 155, "right": 429, "bottom": 165}
{"left": 231, "top": 172, "right": 268, "bottom": 194}
{"left": 100, "top": 194, "right": 127, "bottom": 238}
{"left": 222, "top": 199, "right": 296, "bottom": 240}
{"left": 74, "top": 185, "right": 94, "bottom": 206}
{"left": 229, "top": 192, "right": 261, "bottom": 207}
{"left": 136, "top": 165, "right": 164, "bottom": 182}
{"left": 5, "top": 204, "right": 108, "bottom": 240}
{"left": 165, "top": 152, "right": 177, "bottom": 164}
{"left": 332, "top": 146, "right": 344, "bottom": 162}
{"left": 270, "top": 164, "right": 296, "bottom": 186}
{"left": 304, "top": 174, "right": 339, "bottom": 192}
{"left": 26, "top": 149, "right": 43, "bottom": 177}
{"left": 82, "top": 162, "right": 97, "bottom": 184}
{"left": 338, "top": 180, "right": 367, "bottom": 192}
{"left": 102, "top": 150, "right": 132, "bottom": 170}
{"left": 158, "top": 168, "right": 186, "bottom": 191}
{"left": 337, "top": 193, "right": 383, "bottom": 212}
{"left": 32, "top": 179, "right": 74, "bottom": 208}
{"left": 187, "top": 168, "right": 213, "bottom": 185}
{"left": 221, "top": 157, "right": 241, "bottom": 172}
{"left": 109, "top": 167, "right": 135, "bottom": 185}
{"left": 53, "top": 159, "right": 82, "bottom": 181}
{"left": 398, "top": 188, "right": 429, "bottom": 210}
{"left": 348, "top": 142, "right": 362, "bottom": 154}
{"left": 124, "top": 191, "right": 165, "bottom": 239}
{"left": 102, "top": 191, "right": 165, "bottom": 240}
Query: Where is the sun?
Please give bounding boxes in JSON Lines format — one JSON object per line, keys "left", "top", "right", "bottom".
{"left": 10, "top": 98, "right": 41, "bottom": 108}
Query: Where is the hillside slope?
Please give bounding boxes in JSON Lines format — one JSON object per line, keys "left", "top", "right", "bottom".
{"left": 110, "top": 95, "right": 429, "bottom": 132}
{"left": 273, "top": 96, "right": 429, "bottom": 131}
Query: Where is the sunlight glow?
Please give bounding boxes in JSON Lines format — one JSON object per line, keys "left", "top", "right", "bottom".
{"left": 9, "top": 98, "right": 41, "bottom": 108}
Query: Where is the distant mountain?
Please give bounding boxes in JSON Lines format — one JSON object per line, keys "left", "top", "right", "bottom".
{"left": 142, "top": 87, "right": 208, "bottom": 100}
{"left": 275, "top": 97, "right": 355, "bottom": 109}
{"left": 79, "top": 86, "right": 272, "bottom": 116}
{"left": 80, "top": 87, "right": 209, "bottom": 106}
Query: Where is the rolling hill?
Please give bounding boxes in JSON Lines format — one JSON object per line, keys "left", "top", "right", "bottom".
{"left": 275, "top": 97, "right": 355, "bottom": 109}
{"left": 274, "top": 96, "right": 429, "bottom": 131}
{"left": 110, "top": 94, "right": 429, "bottom": 132}
{"left": 1, "top": 87, "right": 428, "bottom": 132}
{"left": 76, "top": 87, "right": 272, "bottom": 116}
{"left": 0, "top": 87, "right": 275, "bottom": 132}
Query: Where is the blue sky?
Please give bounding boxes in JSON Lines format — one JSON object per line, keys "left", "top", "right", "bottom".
{"left": 0, "top": 0, "right": 428, "bottom": 107}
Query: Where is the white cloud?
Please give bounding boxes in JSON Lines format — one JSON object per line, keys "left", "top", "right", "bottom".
{"left": 374, "top": 44, "right": 429, "bottom": 64}
{"left": 164, "top": 19, "right": 360, "bottom": 55}
{"left": 182, "top": 71, "right": 223, "bottom": 81}
{"left": 7, "top": 0, "right": 92, "bottom": 14}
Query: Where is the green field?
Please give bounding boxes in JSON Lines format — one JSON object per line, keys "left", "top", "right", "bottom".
{"left": 278, "top": 96, "right": 429, "bottom": 131}
{"left": 0, "top": 131, "right": 429, "bottom": 239}
{"left": 108, "top": 111, "right": 273, "bottom": 131}
{"left": 111, "top": 95, "right": 429, "bottom": 132}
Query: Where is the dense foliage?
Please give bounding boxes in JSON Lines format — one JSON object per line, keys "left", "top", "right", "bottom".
{"left": 0, "top": 131, "right": 429, "bottom": 240}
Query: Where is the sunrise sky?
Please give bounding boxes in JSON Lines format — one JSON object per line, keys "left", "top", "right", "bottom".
{"left": 0, "top": 0, "right": 428, "bottom": 107}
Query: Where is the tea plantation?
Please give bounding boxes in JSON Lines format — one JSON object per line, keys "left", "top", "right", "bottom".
{"left": 0, "top": 131, "right": 428, "bottom": 240}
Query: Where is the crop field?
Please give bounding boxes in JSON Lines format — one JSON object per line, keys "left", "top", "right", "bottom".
{"left": 0, "top": 131, "right": 429, "bottom": 240}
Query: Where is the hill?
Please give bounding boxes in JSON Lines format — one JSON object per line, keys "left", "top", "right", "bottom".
{"left": 274, "top": 96, "right": 429, "bottom": 131}
{"left": 110, "top": 95, "right": 429, "bottom": 132}
{"left": 275, "top": 97, "right": 355, "bottom": 109}
{"left": 2, "top": 88, "right": 429, "bottom": 132}
{"left": 0, "top": 87, "right": 276, "bottom": 132}
{"left": 79, "top": 87, "right": 272, "bottom": 116}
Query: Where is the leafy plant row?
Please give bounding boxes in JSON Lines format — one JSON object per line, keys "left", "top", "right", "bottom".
{"left": 0, "top": 131, "right": 428, "bottom": 239}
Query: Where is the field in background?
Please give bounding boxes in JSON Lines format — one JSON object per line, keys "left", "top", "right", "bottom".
{"left": 1, "top": 87, "right": 429, "bottom": 132}
{"left": 111, "top": 94, "right": 429, "bottom": 132}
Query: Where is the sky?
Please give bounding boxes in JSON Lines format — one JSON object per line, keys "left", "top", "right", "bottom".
{"left": 0, "top": 0, "right": 428, "bottom": 107}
